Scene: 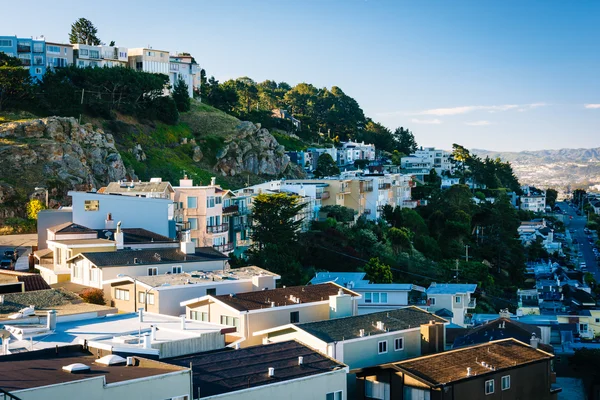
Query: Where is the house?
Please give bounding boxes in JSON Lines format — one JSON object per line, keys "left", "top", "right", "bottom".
{"left": 72, "top": 43, "right": 103, "bottom": 68}
{"left": 272, "top": 108, "right": 301, "bottom": 129}
{"left": 0, "top": 345, "right": 192, "bottom": 400}
{"left": 46, "top": 42, "right": 73, "bottom": 69}
{"left": 128, "top": 47, "right": 170, "bottom": 74}
{"left": 338, "top": 141, "right": 376, "bottom": 167}
{"left": 99, "top": 44, "right": 128, "bottom": 67}
{"left": 67, "top": 237, "right": 228, "bottom": 291}
{"left": 310, "top": 272, "right": 425, "bottom": 314}
{"left": 520, "top": 186, "right": 547, "bottom": 213}
{"left": 106, "top": 266, "right": 279, "bottom": 315}
{"left": 0, "top": 35, "right": 46, "bottom": 80}
{"left": 355, "top": 338, "right": 560, "bottom": 400}
{"left": 401, "top": 147, "right": 453, "bottom": 178}
{"left": 2, "top": 310, "right": 232, "bottom": 359}
{"left": 173, "top": 176, "right": 236, "bottom": 253}
{"left": 166, "top": 340, "right": 348, "bottom": 400}
{"left": 181, "top": 282, "right": 360, "bottom": 347}
{"left": 169, "top": 53, "right": 199, "bottom": 97}
{"left": 101, "top": 178, "right": 174, "bottom": 199}
{"left": 254, "top": 307, "right": 447, "bottom": 370}
{"left": 69, "top": 190, "right": 176, "bottom": 238}
{"left": 426, "top": 283, "right": 477, "bottom": 327}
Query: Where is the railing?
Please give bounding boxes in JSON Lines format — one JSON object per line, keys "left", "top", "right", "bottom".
{"left": 213, "top": 242, "right": 233, "bottom": 252}
{"left": 222, "top": 205, "right": 239, "bottom": 214}
{"left": 17, "top": 45, "right": 31, "bottom": 53}
{"left": 379, "top": 183, "right": 391, "bottom": 190}
{"left": 206, "top": 224, "right": 228, "bottom": 233}
{"left": 316, "top": 191, "right": 330, "bottom": 200}
{"left": 237, "top": 207, "right": 251, "bottom": 215}
{"left": 361, "top": 183, "right": 374, "bottom": 192}
{"left": 467, "top": 298, "right": 476, "bottom": 309}
{"left": 20, "top": 59, "right": 31, "bottom": 66}
{"left": 363, "top": 209, "right": 372, "bottom": 214}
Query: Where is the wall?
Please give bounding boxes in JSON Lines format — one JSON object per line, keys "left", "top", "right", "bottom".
{"left": 341, "top": 329, "right": 421, "bottom": 370}
{"left": 37, "top": 210, "right": 73, "bottom": 250}
{"left": 70, "top": 192, "right": 172, "bottom": 238}
{"left": 99, "top": 259, "right": 226, "bottom": 284}
{"left": 202, "top": 369, "right": 347, "bottom": 400}
{"left": 152, "top": 330, "right": 224, "bottom": 358}
{"left": 11, "top": 369, "right": 191, "bottom": 400}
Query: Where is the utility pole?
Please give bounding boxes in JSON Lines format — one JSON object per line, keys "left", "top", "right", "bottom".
{"left": 465, "top": 245, "right": 469, "bottom": 263}
{"left": 453, "top": 259, "right": 460, "bottom": 283}
{"left": 78, "top": 89, "right": 85, "bottom": 125}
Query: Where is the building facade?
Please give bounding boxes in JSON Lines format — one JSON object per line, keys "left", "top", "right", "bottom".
{"left": 0, "top": 35, "right": 46, "bottom": 80}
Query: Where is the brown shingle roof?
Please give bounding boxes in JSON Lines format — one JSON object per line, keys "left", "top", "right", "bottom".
{"left": 393, "top": 338, "right": 552, "bottom": 386}
{"left": 17, "top": 275, "right": 51, "bottom": 291}
{"left": 213, "top": 283, "right": 358, "bottom": 311}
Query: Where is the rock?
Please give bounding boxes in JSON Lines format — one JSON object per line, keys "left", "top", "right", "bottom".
{"left": 190, "top": 138, "right": 196, "bottom": 145}
{"left": 181, "top": 137, "right": 188, "bottom": 144}
{"left": 129, "top": 144, "right": 147, "bottom": 162}
{"left": 193, "top": 146, "right": 203, "bottom": 162}
{"left": 0, "top": 183, "right": 17, "bottom": 206}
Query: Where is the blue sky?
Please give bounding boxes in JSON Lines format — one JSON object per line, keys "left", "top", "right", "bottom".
{"left": 3, "top": 0, "right": 599, "bottom": 151}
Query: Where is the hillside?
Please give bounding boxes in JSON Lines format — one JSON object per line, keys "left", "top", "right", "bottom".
{"left": 472, "top": 147, "right": 600, "bottom": 192}
{"left": 0, "top": 101, "right": 305, "bottom": 223}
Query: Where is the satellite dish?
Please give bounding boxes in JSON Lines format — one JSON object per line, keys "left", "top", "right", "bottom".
{"left": 0, "top": 329, "right": 11, "bottom": 339}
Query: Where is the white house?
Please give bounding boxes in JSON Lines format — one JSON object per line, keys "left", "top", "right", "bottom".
{"left": 426, "top": 283, "right": 477, "bottom": 327}
{"left": 401, "top": 147, "right": 453, "bottom": 176}
{"left": 338, "top": 141, "right": 376, "bottom": 166}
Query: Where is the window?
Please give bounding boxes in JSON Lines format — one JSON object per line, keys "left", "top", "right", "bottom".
{"left": 364, "top": 292, "right": 388, "bottom": 304}
{"left": 455, "top": 296, "right": 462, "bottom": 304}
{"left": 78, "top": 60, "right": 85, "bottom": 67}
{"left": 188, "top": 218, "right": 198, "bottom": 230}
{"left": 373, "top": 292, "right": 380, "bottom": 303}
{"left": 207, "top": 197, "right": 215, "bottom": 208}
{"left": 147, "top": 293, "right": 155, "bottom": 305}
{"left": 596, "top": 318, "right": 600, "bottom": 324}
{"left": 485, "top": 379, "right": 494, "bottom": 395}
{"left": 216, "top": 196, "right": 222, "bottom": 205}
{"left": 365, "top": 380, "right": 389, "bottom": 399}
{"left": 206, "top": 288, "right": 216, "bottom": 296}
{"left": 187, "top": 196, "right": 197, "bottom": 208}
{"left": 172, "top": 266, "right": 182, "bottom": 274}
{"left": 33, "top": 43, "right": 44, "bottom": 53}
{"left": 325, "top": 391, "right": 343, "bottom": 400}
{"left": 79, "top": 48, "right": 89, "bottom": 56}
{"left": 148, "top": 51, "right": 155, "bottom": 56}
{"left": 290, "top": 311, "right": 299, "bottom": 323}
{"left": 115, "top": 288, "right": 129, "bottom": 301}
{"left": 381, "top": 293, "right": 388, "bottom": 303}
{"left": 365, "top": 292, "right": 372, "bottom": 303}
{"left": 72, "top": 264, "right": 80, "bottom": 278}
{"left": 394, "top": 337, "right": 404, "bottom": 351}
{"left": 35, "top": 67, "right": 42, "bottom": 74}
{"left": 119, "top": 51, "right": 127, "bottom": 58}
{"left": 191, "top": 311, "right": 208, "bottom": 321}
{"left": 47, "top": 45, "right": 60, "bottom": 53}
{"left": 84, "top": 200, "right": 99, "bottom": 211}
{"left": 220, "top": 315, "right": 240, "bottom": 331}
{"left": 0, "top": 39, "right": 13, "bottom": 47}
{"left": 378, "top": 340, "right": 387, "bottom": 354}
{"left": 89, "top": 268, "right": 98, "bottom": 282}
{"left": 148, "top": 267, "right": 158, "bottom": 276}
{"left": 501, "top": 375, "right": 510, "bottom": 391}
{"left": 139, "top": 291, "right": 146, "bottom": 304}
{"left": 580, "top": 323, "right": 589, "bottom": 332}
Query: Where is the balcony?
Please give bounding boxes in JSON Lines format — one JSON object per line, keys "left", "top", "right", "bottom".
{"left": 237, "top": 207, "right": 251, "bottom": 215}
{"left": 222, "top": 204, "right": 239, "bottom": 215}
{"left": 17, "top": 44, "right": 31, "bottom": 53}
{"left": 20, "top": 59, "right": 31, "bottom": 66}
{"left": 206, "top": 224, "right": 228, "bottom": 234}
{"left": 467, "top": 298, "right": 476, "bottom": 309}
{"left": 213, "top": 242, "right": 233, "bottom": 253}
{"left": 361, "top": 182, "right": 374, "bottom": 192}
{"left": 316, "top": 191, "right": 330, "bottom": 200}
{"left": 379, "top": 183, "right": 391, "bottom": 190}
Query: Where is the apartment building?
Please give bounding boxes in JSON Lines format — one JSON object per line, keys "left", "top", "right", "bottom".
{"left": 107, "top": 266, "right": 278, "bottom": 315}
{"left": 426, "top": 283, "right": 477, "bottom": 327}
{"left": 338, "top": 141, "right": 376, "bottom": 167}
{"left": 173, "top": 176, "right": 235, "bottom": 253}
{"left": 181, "top": 282, "right": 360, "bottom": 347}
{"left": 46, "top": 42, "right": 73, "bottom": 69}
{"left": 401, "top": 147, "right": 453, "bottom": 177}
{"left": 169, "top": 53, "right": 199, "bottom": 97}
{"left": 355, "top": 339, "right": 559, "bottom": 400}
{"left": 167, "top": 340, "right": 348, "bottom": 400}
{"left": 72, "top": 43, "right": 103, "bottom": 68}
{"left": 101, "top": 178, "right": 175, "bottom": 199}
{"left": 0, "top": 35, "right": 46, "bottom": 80}
{"left": 128, "top": 47, "right": 170, "bottom": 74}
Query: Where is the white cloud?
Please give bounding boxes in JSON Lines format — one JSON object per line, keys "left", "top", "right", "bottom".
{"left": 411, "top": 118, "right": 442, "bottom": 124}
{"left": 585, "top": 104, "right": 600, "bottom": 109}
{"left": 465, "top": 120, "right": 491, "bottom": 126}
{"left": 377, "top": 102, "right": 548, "bottom": 117}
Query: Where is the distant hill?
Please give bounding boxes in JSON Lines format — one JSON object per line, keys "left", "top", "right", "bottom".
{"left": 472, "top": 147, "right": 600, "bottom": 192}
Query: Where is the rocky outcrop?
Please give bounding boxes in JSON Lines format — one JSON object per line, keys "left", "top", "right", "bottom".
{"left": 0, "top": 117, "right": 130, "bottom": 217}
{"left": 214, "top": 121, "right": 290, "bottom": 177}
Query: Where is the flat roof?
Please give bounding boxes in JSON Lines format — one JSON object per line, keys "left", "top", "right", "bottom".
{"left": 48, "top": 238, "right": 115, "bottom": 246}
{"left": 0, "top": 348, "right": 186, "bottom": 391}
{"left": 167, "top": 340, "right": 345, "bottom": 398}
{"left": 104, "top": 181, "right": 174, "bottom": 194}
{"left": 427, "top": 283, "right": 477, "bottom": 295}
{"left": 392, "top": 338, "right": 552, "bottom": 386}
{"left": 68, "top": 191, "right": 173, "bottom": 202}
{"left": 75, "top": 247, "right": 227, "bottom": 267}
{"left": 207, "top": 283, "right": 358, "bottom": 312}
{"left": 295, "top": 307, "right": 446, "bottom": 342}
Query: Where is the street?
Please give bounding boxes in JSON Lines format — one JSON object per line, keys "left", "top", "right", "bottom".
{"left": 556, "top": 201, "right": 599, "bottom": 280}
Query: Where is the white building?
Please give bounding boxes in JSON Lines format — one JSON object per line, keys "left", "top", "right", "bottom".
{"left": 169, "top": 53, "right": 199, "bottom": 98}
{"left": 401, "top": 147, "right": 453, "bottom": 176}
{"left": 337, "top": 141, "right": 376, "bottom": 166}
{"left": 73, "top": 44, "right": 128, "bottom": 68}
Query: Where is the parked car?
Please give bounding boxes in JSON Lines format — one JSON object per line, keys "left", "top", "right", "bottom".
{"left": 0, "top": 258, "right": 12, "bottom": 270}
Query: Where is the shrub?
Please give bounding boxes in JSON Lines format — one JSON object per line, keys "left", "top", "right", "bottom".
{"left": 80, "top": 288, "right": 105, "bottom": 305}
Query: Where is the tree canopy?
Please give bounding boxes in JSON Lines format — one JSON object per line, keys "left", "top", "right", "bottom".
{"left": 313, "top": 153, "right": 340, "bottom": 178}
{"left": 69, "top": 18, "right": 101, "bottom": 45}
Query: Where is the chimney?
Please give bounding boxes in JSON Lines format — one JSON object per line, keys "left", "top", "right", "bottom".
{"left": 115, "top": 221, "right": 124, "bottom": 249}
{"left": 268, "top": 367, "right": 275, "bottom": 377}
{"left": 180, "top": 315, "right": 186, "bottom": 330}
{"left": 142, "top": 333, "right": 151, "bottom": 349}
{"left": 298, "top": 356, "right": 303, "bottom": 365}
{"left": 46, "top": 310, "right": 57, "bottom": 330}
{"left": 467, "top": 367, "right": 472, "bottom": 377}
{"left": 210, "top": 177, "right": 216, "bottom": 186}
{"left": 150, "top": 325, "right": 156, "bottom": 342}
{"left": 126, "top": 356, "right": 134, "bottom": 366}
{"left": 138, "top": 308, "right": 144, "bottom": 322}
{"left": 530, "top": 333, "right": 539, "bottom": 349}
{"left": 180, "top": 230, "right": 195, "bottom": 254}
{"left": 105, "top": 213, "right": 116, "bottom": 229}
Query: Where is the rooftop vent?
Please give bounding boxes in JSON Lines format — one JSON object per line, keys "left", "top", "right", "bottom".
{"left": 298, "top": 356, "right": 303, "bottom": 365}
{"left": 466, "top": 367, "right": 472, "bottom": 377}
{"left": 126, "top": 356, "right": 134, "bottom": 366}
{"left": 376, "top": 321, "right": 385, "bottom": 331}
{"left": 96, "top": 355, "right": 127, "bottom": 366}
{"left": 62, "top": 363, "right": 91, "bottom": 373}
{"left": 268, "top": 367, "right": 275, "bottom": 377}
{"left": 359, "top": 328, "right": 365, "bottom": 337}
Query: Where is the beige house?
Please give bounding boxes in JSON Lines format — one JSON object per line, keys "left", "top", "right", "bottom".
{"left": 165, "top": 340, "right": 348, "bottom": 400}
{"left": 174, "top": 176, "right": 236, "bottom": 253}
{"left": 107, "top": 266, "right": 279, "bottom": 314}
{"left": 426, "top": 283, "right": 477, "bottom": 327}
{"left": 128, "top": 47, "right": 170, "bottom": 74}
{"left": 181, "top": 282, "right": 360, "bottom": 347}
{"left": 101, "top": 178, "right": 174, "bottom": 199}
{"left": 0, "top": 346, "right": 191, "bottom": 400}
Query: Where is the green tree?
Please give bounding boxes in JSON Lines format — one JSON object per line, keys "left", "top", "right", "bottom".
{"left": 69, "top": 18, "right": 101, "bottom": 45}
{"left": 320, "top": 205, "right": 355, "bottom": 223}
{"left": 388, "top": 227, "right": 412, "bottom": 254}
{"left": 249, "top": 193, "right": 304, "bottom": 252}
{"left": 546, "top": 188, "right": 558, "bottom": 209}
{"left": 314, "top": 153, "right": 340, "bottom": 178}
{"left": 451, "top": 144, "right": 471, "bottom": 183}
{"left": 393, "top": 127, "right": 417, "bottom": 155}
{"left": 172, "top": 78, "right": 191, "bottom": 112}
{"left": 364, "top": 257, "right": 393, "bottom": 283}
{"left": 26, "top": 199, "right": 45, "bottom": 220}
{"left": 0, "top": 53, "right": 32, "bottom": 111}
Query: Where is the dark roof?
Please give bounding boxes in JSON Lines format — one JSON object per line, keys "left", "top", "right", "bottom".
{"left": 17, "top": 275, "right": 51, "bottom": 291}
{"left": 94, "top": 228, "right": 177, "bottom": 244}
{"left": 453, "top": 318, "right": 540, "bottom": 348}
{"left": 296, "top": 307, "right": 446, "bottom": 342}
{"left": 78, "top": 247, "right": 228, "bottom": 268}
{"left": 0, "top": 346, "right": 186, "bottom": 391}
{"left": 434, "top": 308, "right": 454, "bottom": 318}
{"left": 48, "top": 222, "right": 96, "bottom": 234}
{"left": 211, "top": 283, "right": 358, "bottom": 311}
{"left": 166, "top": 340, "right": 345, "bottom": 398}
{"left": 392, "top": 339, "right": 552, "bottom": 386}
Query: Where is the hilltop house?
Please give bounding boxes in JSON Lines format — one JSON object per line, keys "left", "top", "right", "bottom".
{"left": 426, "top": 283, "right": 477, "bottom": 327}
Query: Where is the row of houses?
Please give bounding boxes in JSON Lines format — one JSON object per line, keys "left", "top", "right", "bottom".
{"left": 0, "top": 35, "right": 199, "bottom": 97}
{"left": 287, "top": 141, "right": 377, "bottom": 172}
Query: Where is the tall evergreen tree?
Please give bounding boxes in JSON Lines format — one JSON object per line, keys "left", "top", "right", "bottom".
{"left": 69, "top": 18, "right": 101, "bottom": 45}
{"left": 172, "top": 78, "right": 191, "bottom": 112}
{"left": 394, "top": 127, "right": 418, "bottom": 155}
